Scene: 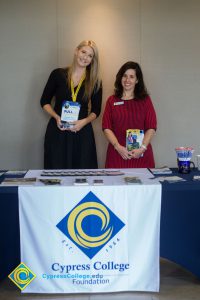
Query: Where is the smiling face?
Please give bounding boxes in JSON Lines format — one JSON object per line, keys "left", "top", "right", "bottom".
{"left": 121, "top": 68, "right": 138, "bottom": 95}
{"left": 75, "top": 45, "right": 94, "bottom": 68}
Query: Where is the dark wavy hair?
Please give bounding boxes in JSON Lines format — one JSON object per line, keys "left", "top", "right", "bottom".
{"left": 114, "top": 61, "right": 149, "bottom": 100}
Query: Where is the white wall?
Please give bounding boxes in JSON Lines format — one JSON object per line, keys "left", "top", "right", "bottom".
{"left": 141, "top": 0, "right": 200, "bottom": 166}
{"left": 0, "top": 0, "right": 58, "bottom": 169}
{"left": 0, "top": 0, "right": 200, "bottom": 169}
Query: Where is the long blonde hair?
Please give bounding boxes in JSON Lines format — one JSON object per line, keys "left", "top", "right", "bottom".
{"left": 67, "top": 40, "right": 101, "bottom": 101}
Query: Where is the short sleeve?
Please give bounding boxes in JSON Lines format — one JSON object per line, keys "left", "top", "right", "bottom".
{"left": 90, "top": 83, "right": 102, "bottom": 117}
{"left": 102, "top": 96, "right": 114, "bottom": 130}
{"left": 40, "top": 69, "right": 58, "bottom": 107}
{"left": 144, "top": 96, "right": 157, "bottom": 131}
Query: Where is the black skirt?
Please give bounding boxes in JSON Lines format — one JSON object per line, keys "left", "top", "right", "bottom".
{"left": 44, "top": 118, "right": 98, "bottom": 169}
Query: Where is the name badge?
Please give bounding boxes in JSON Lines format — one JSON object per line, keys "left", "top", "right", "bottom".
{"left": 114, "top": 101, "right": 124, "bottom": 106}
{"left": 61, "top": 101, "right": 81, "bottom": 128}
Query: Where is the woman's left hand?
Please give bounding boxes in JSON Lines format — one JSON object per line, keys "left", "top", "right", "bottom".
{"left": 69, "top": 119, "right": 87, "bottom": 133}
{"left": 130, "top": 148, "right": 145, "bottom": 159}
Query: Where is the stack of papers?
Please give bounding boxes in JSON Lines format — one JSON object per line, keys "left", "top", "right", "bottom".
{"left": 5, "top": 170, "right": 27, "bottom": 176}
{"left": 157, "top": 176, "right": 185, "bottom": 183}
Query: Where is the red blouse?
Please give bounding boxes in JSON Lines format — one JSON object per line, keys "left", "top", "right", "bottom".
{"left": 102, "top": 95, "right": 157, "bottom": 168}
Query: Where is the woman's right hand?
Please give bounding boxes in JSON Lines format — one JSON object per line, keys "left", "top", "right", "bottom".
{"left": 115, "top": 144, "right": 132, "bottom": 160}
{"left": 42, "top": 104, "right": 66, "bottom": 131}
{"left": 55, "top": 115, "right": 65, "bottom": 131}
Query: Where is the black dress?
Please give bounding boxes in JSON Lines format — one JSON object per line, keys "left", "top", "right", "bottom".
{"left": 40, "top": 68, "right": 102, "bottom": 169}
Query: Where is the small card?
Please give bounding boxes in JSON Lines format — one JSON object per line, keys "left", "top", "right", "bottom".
{"left": 74, "top": 178, "right": 88, "bottom": 185}
{"left": 93, "top": 179, "right": 104, "bottom": 185}
{"left": 114, "top": 101, "right": 124, "bottom": 106}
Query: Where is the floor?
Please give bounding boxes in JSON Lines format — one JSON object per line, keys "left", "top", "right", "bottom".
{"left": 0, "top": 259, "right": 200, "bottom": 300}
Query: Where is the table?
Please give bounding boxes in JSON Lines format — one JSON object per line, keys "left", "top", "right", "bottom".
{"left": 0, "top": 186, "right": 20, "bottom": 280}
{"left": 160, "top": 169, "right": 200, "bottom": 278}
{"left": 1, "top": 169, "right": 200, "bottom": 282}
{"left": 18, "top": 175, "right": 161, "bottom": 293}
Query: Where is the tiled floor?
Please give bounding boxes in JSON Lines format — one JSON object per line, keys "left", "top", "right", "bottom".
{"left": 0, "top": 259, "right": 200, "bottom": 300}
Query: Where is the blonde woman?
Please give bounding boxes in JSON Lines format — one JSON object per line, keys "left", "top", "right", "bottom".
{"left": 41, "top": 40, "right": 102, "bottom": 169}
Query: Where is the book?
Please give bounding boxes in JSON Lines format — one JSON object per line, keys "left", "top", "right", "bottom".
{"left": 126, "top": 129, "right": 144, "bottom": 151}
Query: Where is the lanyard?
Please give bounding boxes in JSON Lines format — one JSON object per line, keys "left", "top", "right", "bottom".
{"left": 70, "top": 73, "right": 85, "bottom": 102}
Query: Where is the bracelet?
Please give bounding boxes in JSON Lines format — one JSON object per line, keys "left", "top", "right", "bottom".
{"left": 141, "top": 144, "right": 147, "bottom": 151}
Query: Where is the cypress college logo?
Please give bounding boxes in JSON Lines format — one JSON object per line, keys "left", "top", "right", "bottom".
{"left": 8, "top": 262, "right": 36, "bottom": 290}
{"left": 57, "top": 191, "right": 125, "bottom": 259}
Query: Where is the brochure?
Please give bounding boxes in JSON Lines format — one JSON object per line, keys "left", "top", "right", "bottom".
{"left": 60, "top": 101, "right": 81, "bottom": 128}
{"left": 126, "top": 129, "right": 144, "bottom": 151}
{"left": 124, "top": 176, "right": 142, "bottom": 184}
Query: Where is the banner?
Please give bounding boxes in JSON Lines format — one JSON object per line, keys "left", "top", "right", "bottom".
{"left": 19, "top": 184, "right": 161, "bottom": 293}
